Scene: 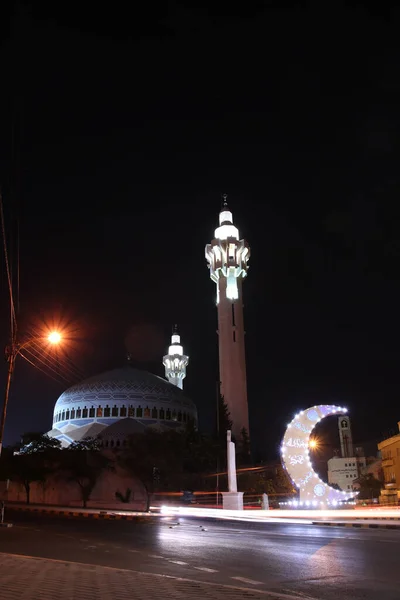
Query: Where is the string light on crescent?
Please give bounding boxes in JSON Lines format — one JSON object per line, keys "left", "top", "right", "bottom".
{"left": 281, "top": 405, "right": 358, "bottom": 506}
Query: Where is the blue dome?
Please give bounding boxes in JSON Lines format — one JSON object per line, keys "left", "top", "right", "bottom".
{"left": 48, "top": 366, "right": 197, "bottom": 447}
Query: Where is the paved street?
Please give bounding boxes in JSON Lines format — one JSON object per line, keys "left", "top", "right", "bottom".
{"left": 0, "top": 510, "right": 399, "bottom": 599}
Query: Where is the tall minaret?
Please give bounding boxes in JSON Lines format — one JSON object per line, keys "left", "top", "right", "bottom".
{"left": 205, "top": 196, "right": 250, "bottom": 440}
{"left": 338, "top": 416, "right": 354, "bottom": 458}
{"left": 163, "top": 326, "right": 189, "bottom": 390}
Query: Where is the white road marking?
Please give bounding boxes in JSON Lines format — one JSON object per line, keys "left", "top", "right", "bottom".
{"left": 148, "top": 554, "right": 165, "bottom": 559}
{"left": 128, "top": 549, "right": 139, "bottom": 553}
{"left": 193, "top": 566, "right": 219, "bottom": 573}
{"left": 231, "top": 576, "right": 263, "bottom": 585}
{"left": 169, "top": 560, "right": 188, "bottom": 565}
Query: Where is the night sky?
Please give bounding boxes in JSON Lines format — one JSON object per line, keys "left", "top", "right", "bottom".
{"left": 0, "top": 2, "right": 399, "bottom": 459}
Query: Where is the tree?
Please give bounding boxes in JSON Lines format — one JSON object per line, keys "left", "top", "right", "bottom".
{"left": 120, "top": 428, "right": 219, "bottom": 510}
{"left": 216, "top": 395, "right": 232, "bottom": 442}
{"left": 237, "top": 427, "right": 251, "bottom": 466}
{"left": 62, "top": 438, "right": 113, "bottom": 507}
{"left": 356, "top": 474, "right": 383, "bottom": 500}
{"left": 5, "top": 434, "right": 61, "bottom": 504}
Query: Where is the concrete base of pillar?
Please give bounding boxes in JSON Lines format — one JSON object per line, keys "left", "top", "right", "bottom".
{"left": 222, "top": 491, "right": 244, "bottom": 511}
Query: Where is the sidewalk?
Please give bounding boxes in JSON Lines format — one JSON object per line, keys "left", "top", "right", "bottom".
{"left": 0, "top": 552, "right": 306, "bottom": 600}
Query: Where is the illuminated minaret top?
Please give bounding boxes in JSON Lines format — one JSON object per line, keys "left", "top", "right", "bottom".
{"left": 163, "top": 325, "right": 189, "bottom": 390}
{"left": 205, "top": 196, "right": 251, "bottom": 440}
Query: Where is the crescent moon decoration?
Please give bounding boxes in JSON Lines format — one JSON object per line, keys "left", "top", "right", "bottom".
{"left": 281, "top": 405, "right": 358, "bottom": 507}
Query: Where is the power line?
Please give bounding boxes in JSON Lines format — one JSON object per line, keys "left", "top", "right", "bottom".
{"left": 19, "top": 352, "right": 66, "bottom": 386}
{"left": 0, "top": 192, "right": 17, "bottom": 341}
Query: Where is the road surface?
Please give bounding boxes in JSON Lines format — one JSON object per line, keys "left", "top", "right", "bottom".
{"left": 0, "top": 510, "right": 399, "bottom": 599}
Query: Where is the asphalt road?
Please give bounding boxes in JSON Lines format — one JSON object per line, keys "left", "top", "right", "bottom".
{"left": 1, "top": 511, "right": 399, "bottom": 600}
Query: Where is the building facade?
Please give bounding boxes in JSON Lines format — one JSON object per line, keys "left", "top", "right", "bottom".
{"left": 327, "top": 456, "right": 366, "bottom": 492}
{"left": 377, "top": 423, "right": 400, "bottom": 503}
{"left": 205, "top": 197, "right": 250, "bottom": 440}
{"left": 327, "top": 416, "right": 366, "bottom": 492}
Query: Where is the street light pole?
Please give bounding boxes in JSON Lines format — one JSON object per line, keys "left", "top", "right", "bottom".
{"left": 0, "top": 344, "right": 17, "bottom": 456}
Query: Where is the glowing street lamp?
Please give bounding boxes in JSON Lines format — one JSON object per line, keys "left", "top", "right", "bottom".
{"left": 48, "top": 331, "right": 62, "bottom": 345}
{"left": 0, "top": 331, "right": 62, "bottom": 455}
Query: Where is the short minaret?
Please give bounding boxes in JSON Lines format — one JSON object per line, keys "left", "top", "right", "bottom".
{"left": 205, "top": 196, "right": 250, "bottom": 440}
{"left": 163, "top": 326, "right": 189, "bottom": 390}
{"left": 338, "top": 416, "right": 354, "bottom": 458}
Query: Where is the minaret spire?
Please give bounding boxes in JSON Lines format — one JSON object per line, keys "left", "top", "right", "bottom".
{"left": 163, "top": 326, "right": 189, "bottom": 390}
{"left": 205, "top": 198, "right": 251, "bottom": 440}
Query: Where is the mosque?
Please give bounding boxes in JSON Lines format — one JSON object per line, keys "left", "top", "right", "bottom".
{"left": 46, "top": 198, "right": 251, "bottom": 448}
{"left": 46, "top": 328, "right": 197, "bottom": 448}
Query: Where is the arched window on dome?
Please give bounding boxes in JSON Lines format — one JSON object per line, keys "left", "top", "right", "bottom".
{"left": 152, "top": 407, "right": 158, "bottom": 419}
{"left": 166, "top": 408, "right": 171, "bottom": 420}
{"left": 104, "top": 405, "right": 110, "bottom": 417}
{"left": 159, "top": 408, "right": 165, "bottom": 420}
{"left": 172, "top": 410, "right": 177, "bottom": 421}
{"left": 128, "top": 406, "right": 134, "bottom": 417}
{"left": 82, "top": 407, "right": 88, "bottom": 418}
{"left": 144, "top": 407, "right": 150, "bottom": 418}
{"left": 183, "top": 412, "right": 187, "bottom": 423}
{"left": 76, "top": 408, "right": 82, "bottom": 418}
{"left": 105, "top": 440, "right": 109, "bottom": 447}
{"left": 66, "top": 410, "right": 70, "bottom": 420}
{"left": 177, "top": 411, "right": 182, "bottom": 422}
{"left": 116, "top": 439, "right": 120, "bottom": 447}
{"left": 89, "top": 407, "right": 95, "bottom": 418}
{"left": 110, "top": 439, "right": 114, "bottom": 448}
{"left": 71, "top": 409, "right": 75, "bottom": 419}
{"left": 97, "top": 407, "right": 103, "bottom": 417}
{"left": 62, "top": 411, "right": 65, "bottom": 421}
{"left": 120, "top": 406, "right": 127, "bottom": 417}
{"left": 136, "top": 406, "right": 143, "bottom": 418}
{"left": 112, "top": 405, "right": 118, "bottom": 417}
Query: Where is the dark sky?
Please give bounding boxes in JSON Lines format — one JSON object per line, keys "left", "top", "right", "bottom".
{"left": 0, "top": 1, "right": 400, "bottom": 459}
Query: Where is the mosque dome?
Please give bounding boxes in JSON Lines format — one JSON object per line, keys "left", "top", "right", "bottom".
{"left": 47, "top": 366, "right": 197, "bottom": 447}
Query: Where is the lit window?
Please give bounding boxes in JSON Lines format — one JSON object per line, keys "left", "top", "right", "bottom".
{"left": 144, "top": 407, "right": 150, "bottom": 418}
{"left": 96, "top": 407, "right": 103, "bottom": 417}
{"left": 128, "top": 406, "right": 134, "bottom": 417}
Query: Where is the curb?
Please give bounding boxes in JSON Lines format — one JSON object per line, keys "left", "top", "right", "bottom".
{"left": 6, "top": 506, "right": 158, "bottom": 523}
{"left": 312, "top": 521, "right": 400, "bottom": 530}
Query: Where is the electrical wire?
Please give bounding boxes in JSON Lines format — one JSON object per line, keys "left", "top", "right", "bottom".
{"left": 21, "top": 346, "right": 76, "bottom": 385}
{"left": 0, "top": 192, "right": 17, "bottom": 342}
{"left": 18, "top": 352, "right": 67, "bottom": 386}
